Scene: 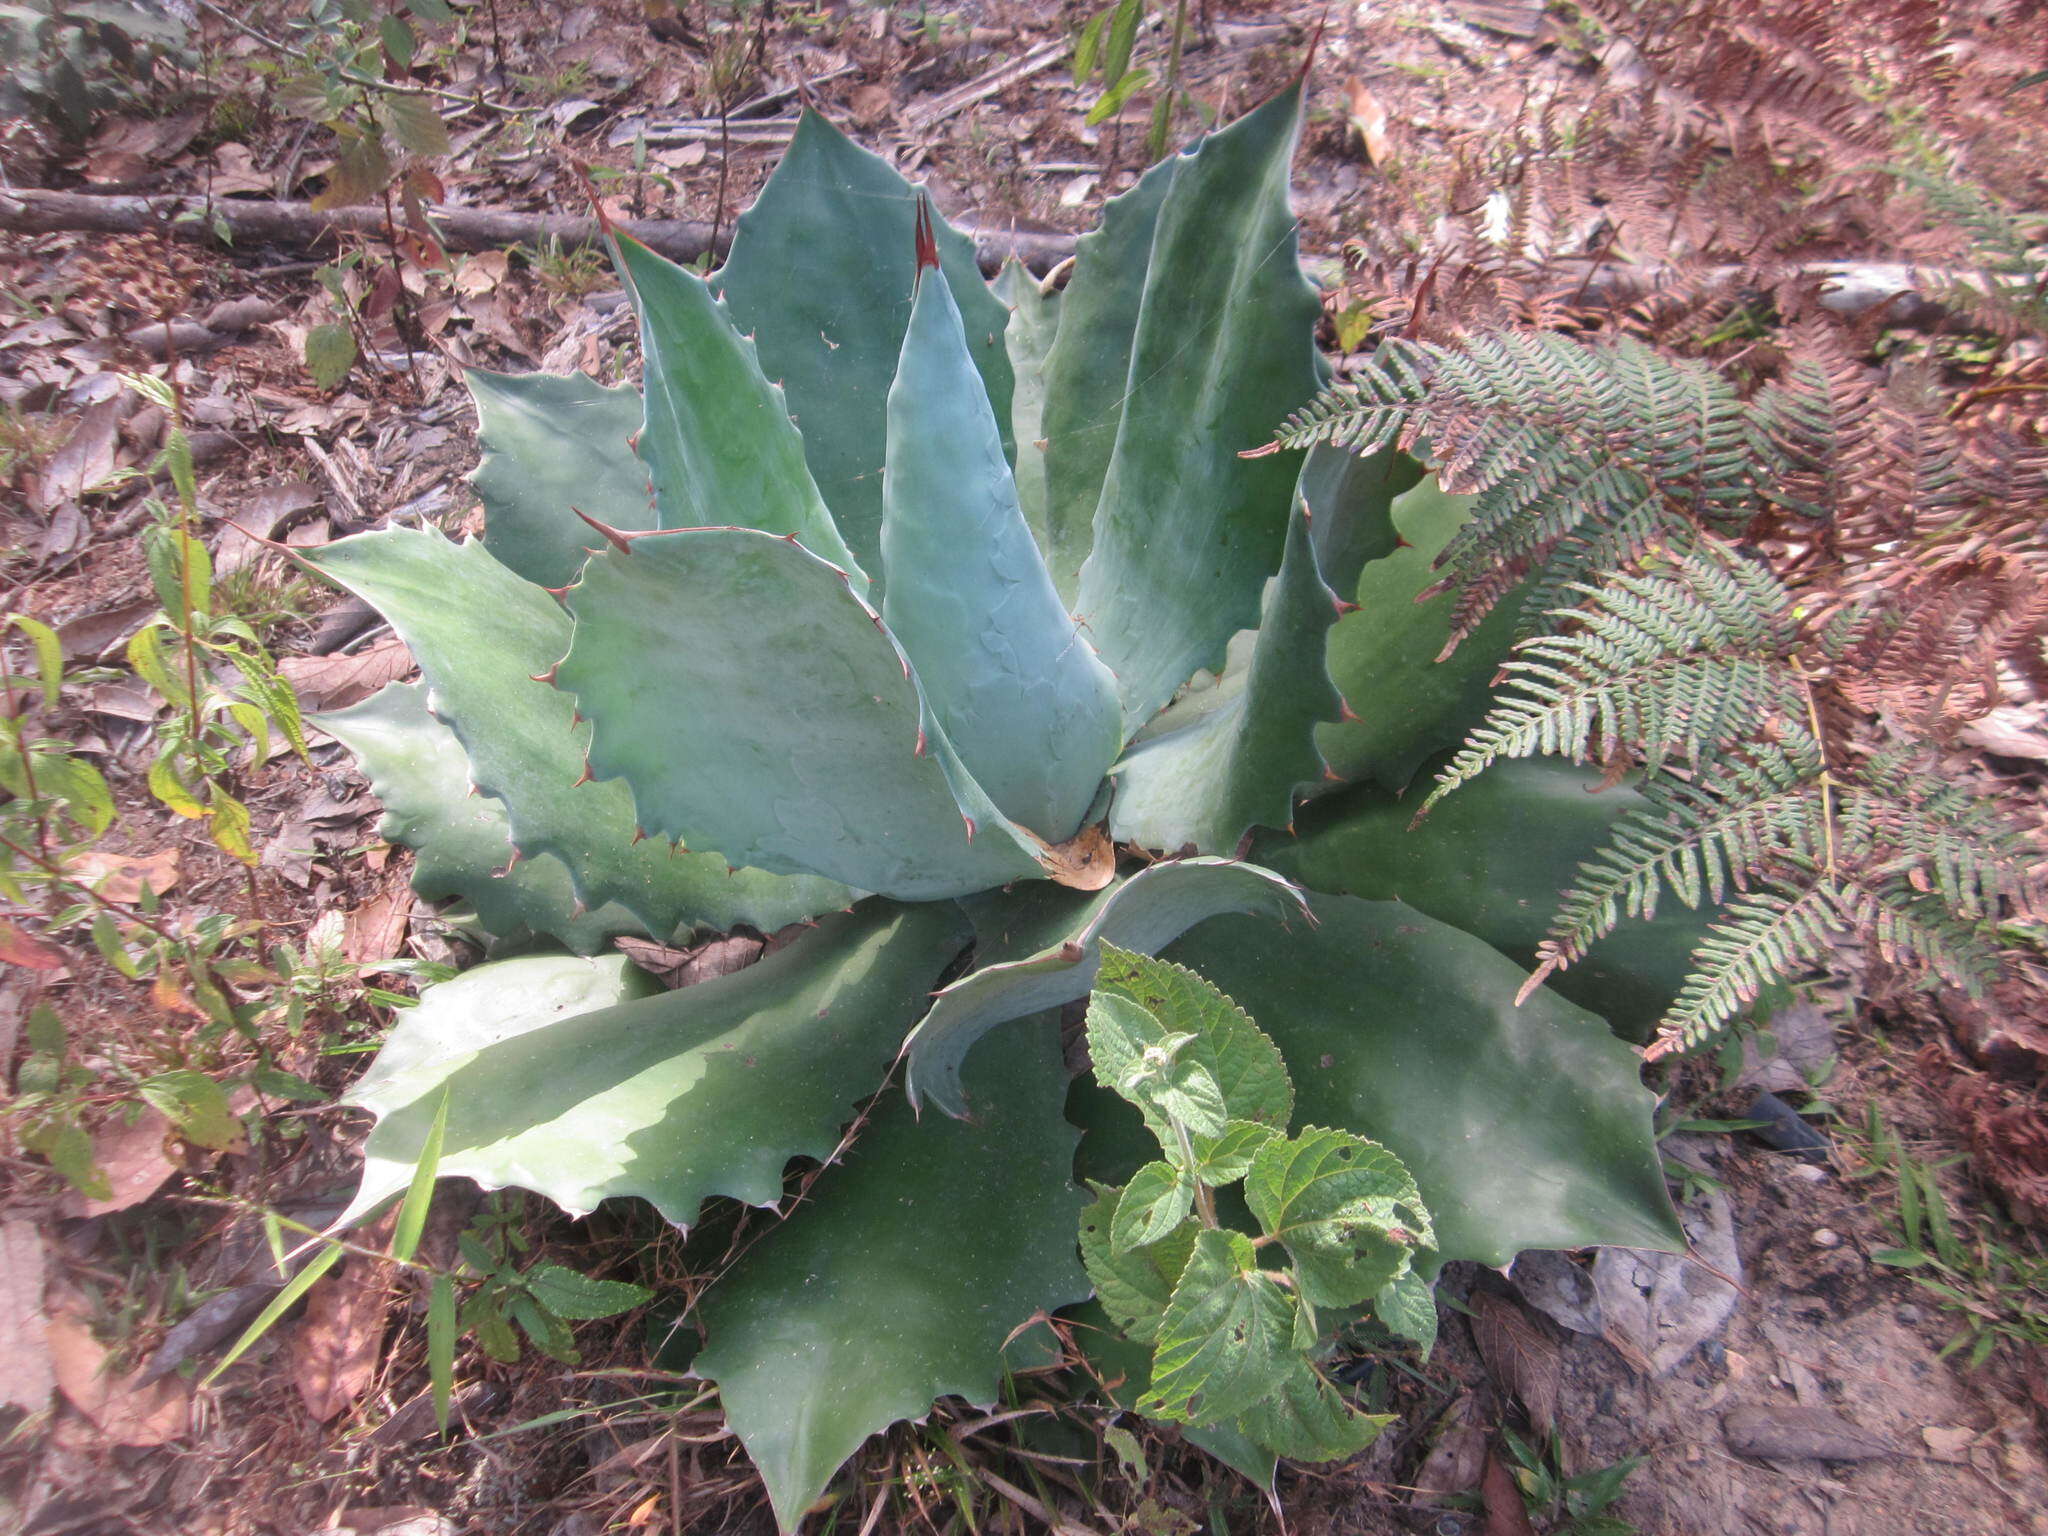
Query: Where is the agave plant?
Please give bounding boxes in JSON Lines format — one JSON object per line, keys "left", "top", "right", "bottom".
{"left": 310, "top": 88, "right": 1695, "bottom": 1523}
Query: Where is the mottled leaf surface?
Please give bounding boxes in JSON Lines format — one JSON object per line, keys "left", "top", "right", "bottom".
{"left": 880, "top": 262, "right": 1122, "bottom": 840}
{"left": 468, "top": 368, "right": 653, "bottom": 590}
{"left": 1256, "top": 757, "right": 1712, "bottom": 1038}
{"left": 716, "top": 109, "right": 1013, "bottom": 593}
{"left": 558, "top": 528, "right": 1046, "bottom": 899}
{"left": 1139, "top": 1228, "right": 1302, "bottom": 1424}
{"left": 694, "top": 1014, "right": 1086, "bottom": 1534}
{"left": 1070, "top": 87, "right": 1325, "bottom": 729}
{"left": 320, "top": 681, "right": 643, "bottom": 952}
{"left": 902, "top": 858, "right": 1307, "bottom": 1116}
{"left": 613, "top": 235, "right": 865, "bottom": 587}
{"left": 1110, "top": 506, "right": 1346, "bottom": 852}
{"left": 305, "top": 530, "right": 852, "bottom": 936}
{"left": 340, "top": 902, "right": 965, "bottom": 1229}
{"left": 1164, "top": 894, "right": 1682, "bottom": 1265}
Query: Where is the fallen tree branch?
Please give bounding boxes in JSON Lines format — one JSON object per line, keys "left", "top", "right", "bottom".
{"left": 0, "top": 187, "right": 1985, "bottom": 318}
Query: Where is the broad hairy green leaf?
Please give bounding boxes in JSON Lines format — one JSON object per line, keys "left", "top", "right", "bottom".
{"left": 1110, "top": 504, "right": 1346, "bottom": 853}
{"left": 1256, "top": 756, "right": 1713, "bottom": 1038}
{"left": 1244, "top": 1125, "right": 1431, "bottom": 1307}
{"left": 612, "top": 235, "right": 867, "bottom": 588}
{"left": 305, "top": 530, "right": 852, "bottom": 937}
{"left": 1233, "top": 1364, "right": 1391, "bottom": 1463}
{"left": 902, "top": 858, "right": 1307, "bottom": 1116}
{"left": 993, "top": 259, "right": 1059, "bottom": 554}
{"left": 1138, "top": 1228, "right": 1303, "bottom": 1425}
{"left": 468, "top": 367, "right": 653, "bottom": 589}
{"left": 1080, "top": 1185, "right": 1197, "bottom": 1342}
{"left": 880, "top": 259, "right": 1122, "bottom": 841}
{"left": 339, "top": 904, "right": 966, "bottom": 1228}
{"left": 1110, "top": 1159, "right": 1195, "bottom": 1251}
{"left": 558, "top": 527, "right": 1048, "bottom": 900}
{"left": 1161, "top": 894, "right": 1682, "bottom": 1266}
{"left": 1373, "top": 1269, "right": 1438, "bottom": 1356}
{"left": 1074, "top": 1303, "right": 1278, "bottom": 1489}
{"left": 1092, "top": 997, "right": 1230, "bottom": 1138}
{"left": 1068, "top": 86, "right": 1325, "bottom": 729}
{"left": 693, "top": 1013, "right": 1087, "bottom": 1535}
{"left": 1316, "top": 475, "right": 1519, "bottom": 793}
{"left": 716, "top": 109, "right": 1013, "bottom": 594}
{"left": 320, "top": 681, "right": 647, "bottom": 952}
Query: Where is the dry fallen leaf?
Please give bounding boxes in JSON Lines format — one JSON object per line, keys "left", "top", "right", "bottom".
{"left": 280, "top": 635, "right": 416, "bottom": 711}
{"left": 0, "top": 1221, "right": 56, "bottom": 1413}
{"left": 1470, "top": 1289, "right": 1561, "bottom": 1434}
{"left": 46, "top": 1302, "right": 189, "bottom": 1446}
{"left": 72, "top": 846, "right": 181, "bottom": 903}
{"left": 0, "top": 918, "right": 69, "bottom": 970}
{"left": 292, "top": 1260, "right": 388, "bottom": 1423}
{"left": 61, "top": 1104, "right": 177, "bottom": 1218}
{"left": 1346, "top": 75, "right": 1393, "bottom": 166}
{"left": 36, "top": 394, "right": 131, "bottom": 514}
{"left": 345, "top": 884, "right": 416, "bottom": 965}
{"left": 1480, "top": 1447, "right": 1539, "bottom": 1536}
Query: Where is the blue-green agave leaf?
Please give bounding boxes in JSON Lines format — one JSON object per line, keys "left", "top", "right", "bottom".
{"left": 558, "top": 527, "right": 1056, "bottom": 901}
{"left": 1161, "top": 894, "right": 1682, "bottom": 1265}
{"left": 694, "top": 1012, "right": 1087, "bottom": 1534}
{"left": 1110, "top": 505, "right": 1345, "bottom": 852}
{"left": 1255, "top": 757, "right": 1715, "bottom": 1038}
{"left": 612, "top": 234, "right": 867, "bottom": 589}
{"left": 1297, "top": 443, "right": 1421, "bottom": 599}
{"left": 320, "top": 680, "right": 644, "bottom": 952}
{"left": 881, "top": 258, "right": 1122, "bottom": 841}
{"left": 1068, "top": 85, "right": 1325, "bottom": 729}
{"left": 339, "top": 901, "right": 967, "bottom": 1229}
{"left": 716, "top": 109, "right": 1013, "bottom": 593}
{"left": 993, "top": 258, "right": 1059, "bottom": 554}
{"left": 467, "top": 368, "right": 653, "bottom": 590}
{"left": 1316, "top": 476, "right": 1519, "bottom": 793}
{"left": 304, "top": 529, "right": 854, "bottom": 936}
{"left": 902, "top": 858, "right": 1308, "bottom": 1117}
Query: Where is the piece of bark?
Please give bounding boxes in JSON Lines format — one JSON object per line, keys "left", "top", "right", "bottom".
{"left": 1723, "top": 1404, "right": 1896, "bottom": 1462}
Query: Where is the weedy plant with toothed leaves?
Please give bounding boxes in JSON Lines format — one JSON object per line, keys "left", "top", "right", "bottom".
{"left": 304, "top": 87, "right": 1698, "bottom": 1523}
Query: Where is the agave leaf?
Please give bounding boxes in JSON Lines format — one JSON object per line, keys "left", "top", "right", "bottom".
{"left": 901, "top": 858, "right": 1308, "bottom": 1117}
{"left": 468, "top": 368, "right": 653, "bottom": 590}
{"left": 305, "top": 530, "right": 853, "bottom": 936}
{"left": 612, "top": 235, "right": 867, "bottom": 589}
{"left": 716, "top": 109, "right": 1013, "bottom": 593}
{"left": 1035, "top": 151, "right": 1174, "bottom": 599}
{"left": 1256, "top": 758, "right": 1713, "bottom": 1038}
{"left": 1109, "top": 505, "right": 1345, "bottom": 853}
{"left": 1298, "top": 444, "right": 1421, "bottom": 599}
{"left": 880, "top": 259, "right": 1123, "bottom": 841}
{"left": 1316, "top": 476, "right": 1520, "bottom": 793}
{"left": 558, "top": 527, "right": 1057, "bottom": 900}
{"left": 1161, "top": 894, "right": 1682, "bottom": 1265}
{"left": 693, "top": 1012, "right": 1086, "bottom": 1535}
{"left": 993, "top": 259, "right": 1059, "bottom": 554}
{"left": 339, "top": 901, "right": 967, "bottom": 1229}
{"left": 320, "top": 681, "right": 644, "bottom": 951}
{"left": 1069, "top": 85, "right": 1325, "bottom": 729}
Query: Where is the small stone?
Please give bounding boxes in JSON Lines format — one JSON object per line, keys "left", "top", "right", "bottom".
{"left": 1897, "top": 1304, "right": 1923, "bottom": 1323}
{"left": 1702, "top": 1339, "right": 1727, "bottom": 1369}
{"left": 1789, "top": 1162, "right": 1828, "bottom": 1183}
{"left": 1811, "top": 1227, "right": 1841, "bottom": 1248}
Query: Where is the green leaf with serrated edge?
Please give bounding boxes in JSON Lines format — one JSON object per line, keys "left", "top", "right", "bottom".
{"left": 1192, "top": 1120, "right": 1281, "bottom": 1187}
{"left": 993, "top": 260, "right": 1058, "bottom": 555}
{"left": 558, "top": 529, "right": 1044, "bottom": 901}
{"left": 1070, "top": 86, "right": 1325, "bottom": 730}
{"left": 305, "top": 322, "right": 356, "bottom": 389}
{"left": 1298, "top": 444, "right": 1421, "bottom": 600}
{"left": 1093, "top": 945, "right": 1292, "bottom": 1146}
{"left": 522, "top": 1263, "right": 652, "bottom": 1320}
{"left": 468, "top": 368, "right": 654, "bottom": 589}
{"left": 612, "top": 235, "right": 867, "bottom": 590}
{"left": 1110, "top": 503, "right": 1346, "bottom": 853}
{"left": 881, "top": 259, "right": 1123, "bottom": 841}
{"left": 694, "top": 1012, "right": 1086, "bottom": 1536}
{"left": 1315, "top": 476, "right": 1521, "bottom": 794}
{"left": 139, "top": 1068, "right": 242, "bottom": 1150}
{"left": 1254, "top": 756, "right": 1713, "bottom": 1040}
{"left": 304, "top": 531, "right": 854, "bottom": 937}
{"left": 715, "top": 109, "right": 1013, "bottom": 597}
{"left": 1375, "top": 1269, "right": 1438, "bottom": 1356}
{"left": 337, "top": 904, "right": 965, "bottom": 1229}
{"left": 320, "top": 682, "right": 651, "bottom": 952}
{"left": 1111, "top": 1159, "right": 1195, "bottom": 1252}
{"left": 1163, "top": 894, "right": 1682, "bottom": 1266}
{"left": 1073, "top": 1302, "right": 1277, "bottom": 1488}
{"left": 1244, "top": 1126, "right": 1431, "bottom": 1308}
{"left": 903, "top": 859, "right": 1307, "bottom": 1117}
{"left": 1138, "top": 1228, "right": 1301, "bottom": 1425}
{"left": 1078, "top": 1186, "right": 1195, "bottom": 1344}
{"left": 1232, "top": 1362, "right": 1392, "bottom": 1462}
{"left": 1089, "top": 993, "right": 1230, "bottom": 1138}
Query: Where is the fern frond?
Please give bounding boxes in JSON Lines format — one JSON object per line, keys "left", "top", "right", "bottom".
{"left": 1652, "top": 877, "right": 1845, "bottom": 1054}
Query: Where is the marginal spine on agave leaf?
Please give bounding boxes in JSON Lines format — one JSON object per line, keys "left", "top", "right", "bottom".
{"left": 913, "top": 195, "right": 938, "bottom": 281}
{"left": 531, "top": 663, "right": 560, "bottom": 685}
{"left": 573, "top": 506, "right": 637, "bottom": 556}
